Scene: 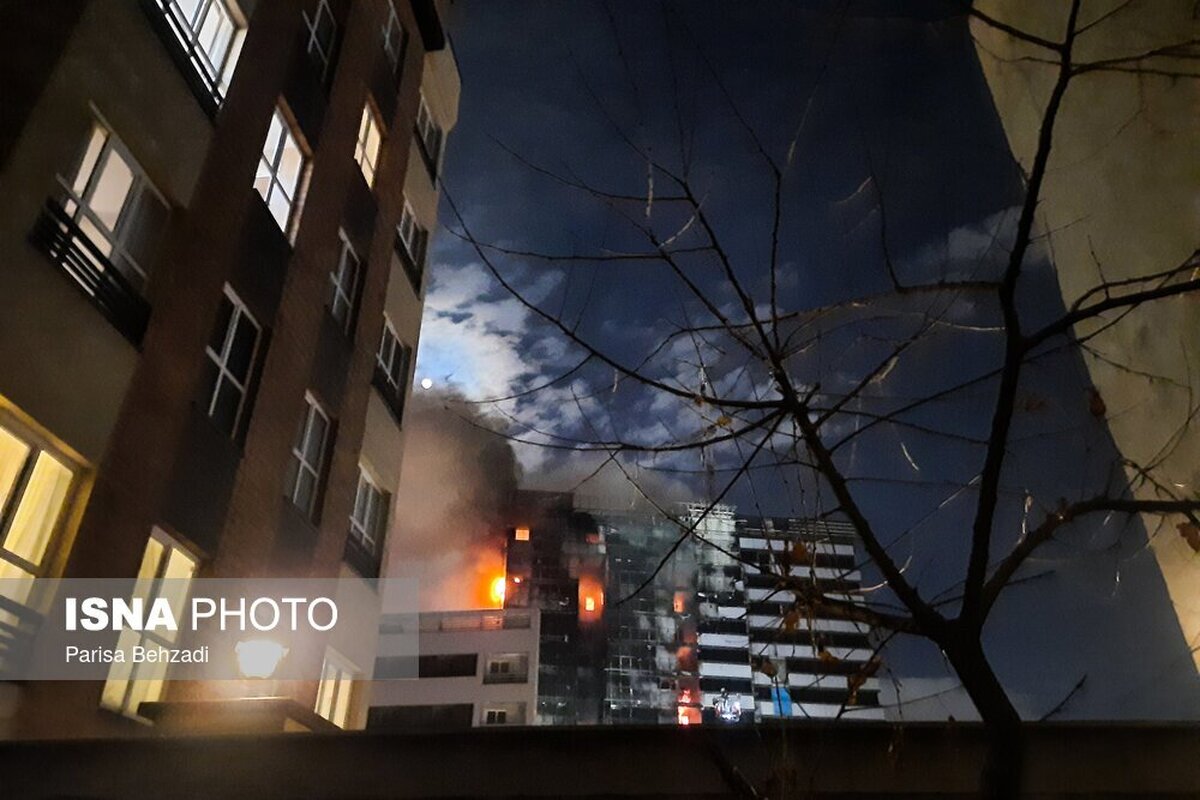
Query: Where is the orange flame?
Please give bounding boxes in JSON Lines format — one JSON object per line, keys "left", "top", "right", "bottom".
{"left": 489, "top": 575, "right": 507, "bottom": 606}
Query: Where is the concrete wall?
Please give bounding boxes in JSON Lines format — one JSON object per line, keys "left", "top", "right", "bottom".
{"left": 972, "top": 0, "right": 1200, "bottom": 666}
{"left": 0, "top": 0, "right": 211, "bottom": 465}
{"left": 371, "top": 610, "right": 539, "bottom": 725}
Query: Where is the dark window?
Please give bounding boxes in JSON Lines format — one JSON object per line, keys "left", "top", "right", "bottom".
{"left": 417, "top": 653, "right": 477, "bottom": 678}
{"left": 202, "top": 286, "right": 260, "bottom": 436}
{"left": 367, "top": 703, "right": 473, "bottom": 732}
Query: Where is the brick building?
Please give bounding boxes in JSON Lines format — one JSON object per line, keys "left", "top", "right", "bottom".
{"left": 0, "top": 0, "right": 458, "bottom": 737}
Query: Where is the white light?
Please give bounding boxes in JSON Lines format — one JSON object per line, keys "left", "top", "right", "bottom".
{"left": 235, "top": 639, "right": 288, "bottom": 679}
{"left": 420, "top": 378, "right": 433, "bottom": 390}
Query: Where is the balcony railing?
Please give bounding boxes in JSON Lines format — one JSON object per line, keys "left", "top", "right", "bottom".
{"left": 0, "top": 594, "right": 42, "bottom": 681}
{"left": 30, "top": 200, "right": 152, "bottom": 347}
{"left": 140, "top": 0, "right": 224, "bottom": 117}
{"left": 482, "top": 670, "right": 529, "bottom": 685}
{"left": 372, "top": 363, "right": 407, "bottom": 426}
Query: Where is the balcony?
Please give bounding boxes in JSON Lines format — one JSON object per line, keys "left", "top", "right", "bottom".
{"left": 140, "top": 0, "right": 225, "bottom": 117}
{"left": 0, "top": 593, "right": 42, "bottom": 681}
{"left": 29, "top": 200, "right": 151, "bottom": 347}
{"left": 372, "top": 363, "right": 407, "bottom": 427}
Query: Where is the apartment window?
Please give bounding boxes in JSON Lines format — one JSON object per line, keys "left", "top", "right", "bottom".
{"left": 328, "top": 230, "right": 360, "bottom": 333}
{"left": 202, "top": 286, "right": 260, "bottom": 436}
{"left": 414, "top": 93, "right": 443, "bottom": 172}
{"left": 395, "top": 200, "right": 427, "bottom": 274}
{"left": 100, "top": 529, "right": 199, "bottom": 719}
{"left": 514, "top": 526, "right": 530, "bottom": 542}
{"left": 376, "top": 318, "right": 411, "bottom": 393}
{"left": 381, "top": 1, "right": 408, "bottom": 76}
{"left": 315, "top": 649, "right": 356, "bottom": 728}
{"left": 254, "top": 104, "right": 308, "bottom": 237}
{"left": 162, "top": 0, "right": 246, "bottom": 100}
{"left": 287, "top": 393, "right": 330, "bottom": 519}
{"left": 354, "top": 102, "right": 384, "bottom": 188}
{"left": 303, "top": 0, "right": 337, "bottom": 83}
{"left": 483, "top": 653, "right": 528, "bottom": 684}
{"left": 349, "top": 465, "right": 388, "bottom": 554}
{"left": 483, "top": 708, "right": 506, "bottom": 725}
{"left": 0, "top": 421, "right": 76, "bottom": 588}
{"left": 416, "top": 653, "right": 478, "bottom": 678}
{"left": 61, "top": 120, "right": 170, "bottom": 292}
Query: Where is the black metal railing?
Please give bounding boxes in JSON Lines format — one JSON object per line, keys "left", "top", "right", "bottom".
{"left": 140, "top": 0, "right": 224, "bottom": 117}
{"left": 0, "top": 594, "right": 42, "bottom": 682}
{"left": 372, "top": 363, "right": 407, "bottom": 426}
{"left": 482, "top": 671, "right": 529, "bottom": 685}
{"left": 30, "top": 200, "right": 152, "bottom": 347}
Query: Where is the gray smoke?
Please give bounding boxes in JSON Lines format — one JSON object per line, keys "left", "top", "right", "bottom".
{"left": 385, "top": 388, "right": 521, "bottom": 610}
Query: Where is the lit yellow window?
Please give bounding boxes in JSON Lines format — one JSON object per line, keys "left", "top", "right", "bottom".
{"left": 0, "top": 423, "right": 75, "bottom": 580}
{"left": 514, "top": 526, "right": 530, "bottom": 542}
{"left": 100, "top": 529, "right": 199, "bottom": 719}
{"left": 315, "top": 649, "right": 357, "bottom": 728}
{"left": 354, "top": 103, "right": 383, "bottom": 187}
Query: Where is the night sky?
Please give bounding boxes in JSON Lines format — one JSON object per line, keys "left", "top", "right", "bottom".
{"left": 409, "top": 1, "right": 1200, "bottom": 719}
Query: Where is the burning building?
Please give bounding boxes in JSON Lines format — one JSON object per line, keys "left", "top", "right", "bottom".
{"left": 501, "top": 491, "right": 882, "bottom": 726}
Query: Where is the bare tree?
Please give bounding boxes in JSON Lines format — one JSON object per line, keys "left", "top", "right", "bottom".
{"left": 438, "top": 2, "right": 1200, "bottom": 796}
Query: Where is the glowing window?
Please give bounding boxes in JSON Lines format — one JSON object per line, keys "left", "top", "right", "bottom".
{"left": 673, "top": 591, "right": 687, "bottom": 614}
{"left": 514, "top": 526, "right": 530, "bottom": 542}
{"left": 584, "top": 596, "right": 596, "bottom": 612}
{"left": 100, "top": 528, "right": 198, "bottom": 719}
{"left": 355, "top": 103, "right": 384, "bottom": 188}
{"left": 162, "top": 0, "right": 246, "bottom": 100}
{"left": 328, "top": 230, "right": 360, "bottom": 333}
{"left": 61, "top": 120, "right": 170, "bottom": 291}
{"left": 0, "top": 421, "right": 76, "bottom": 584}
{"left": 315, "top": 648, "right": 357, "bottom": 728}
{"left": 254, "top": 104, "right": 308, "bottom": 237}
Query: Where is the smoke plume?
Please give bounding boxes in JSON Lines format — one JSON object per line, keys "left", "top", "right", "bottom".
{"left": 385, "top": 388, "right": 521, "bottom": 611}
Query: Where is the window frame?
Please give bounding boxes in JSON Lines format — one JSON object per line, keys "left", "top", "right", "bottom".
{"left": 349, "top": 463, "right": 388, "bottom": 555}
{"left": 287, "top": 393, "right": 331, "bottom": 519}
{"left": 303, "top": 0, "right": 337, "bottom": 84}
{"left": 482, "top": 708, "right": 508, "bottom": 725}
{"left": 0, "top": 416, "right": 79, "bottom": 583}
{"left": 375, "top": 317, "right": 411, "bottom": 393}
{"left": 395, "top": 199, "right": 426, "bottom": 268}
{"left": 354, "top": 101, "right": 385, "bottom": 188}
{"left": 328, "top": 229, "right": 361, "bottom": 334}
{"left": 162, "top": 0, "right": 246, "bottom": 99}
{"left": 315, "top": 648, "right": 357, "bottom": 728}
{"left": 99, "top": 527, "right": 199, "bottom": 721}
{"left": 414, "top": 93, "right": 442, "bottom": 170}
{"left": 59, "top": 116, "right": 170, "bottom": 292}
{"left": 203, "top": 285, "right": 261, "bottom": 437}
{"left": 381, "top": 1, "right": 408, "bottom": 76}
{"left": 254, "top": 103, "right": 309, "bottom": 240}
